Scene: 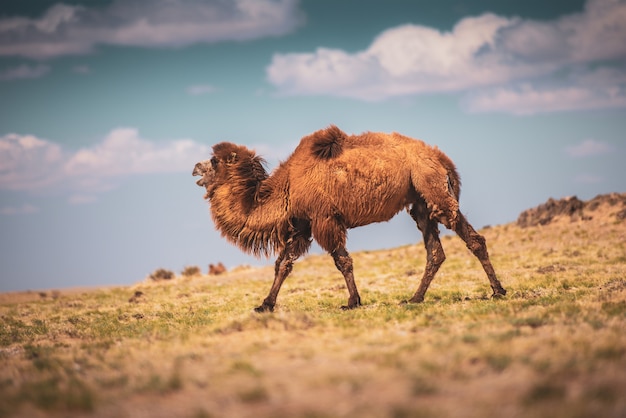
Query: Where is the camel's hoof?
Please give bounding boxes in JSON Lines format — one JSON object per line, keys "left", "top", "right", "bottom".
{"left": 340, "top": 299, "right": 362, "bottom": 310}
{"left": 254, "top": 303, "right": 274, "bottom": 313}
{"left": 341, "top": 295, "right": 361, "bottom": 311}
{"left": 401, "top": 297, "right": 424, "bottom": 305}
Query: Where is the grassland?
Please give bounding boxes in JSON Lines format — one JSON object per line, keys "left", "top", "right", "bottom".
{"left": 1, "top": 199, "right": 625, "bottom": 418}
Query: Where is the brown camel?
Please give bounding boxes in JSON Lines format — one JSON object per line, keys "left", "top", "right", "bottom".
{"left": 193, "top": 125, "right": 506, "bottom": 312}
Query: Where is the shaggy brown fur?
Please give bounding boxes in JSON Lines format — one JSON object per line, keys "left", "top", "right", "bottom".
{"left": 193, "top": 125, "right": 506, "bottom": 312}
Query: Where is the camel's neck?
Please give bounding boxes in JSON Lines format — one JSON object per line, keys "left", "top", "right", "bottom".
{"left": 208, "top": 171, "right": 289, "bottom": 257}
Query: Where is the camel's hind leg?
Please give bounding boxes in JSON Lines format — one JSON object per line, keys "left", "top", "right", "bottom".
{"left": 453, "top": 213, "right": 506, "bottom": 298}
{"left": 331, "top": 247, "right": 362, "bottom": 310}
{"left": 255, "top": 219, "right": 311, "bottom": 313}
{"left": 407, "top": 199, "right": 446, "bottom": 303}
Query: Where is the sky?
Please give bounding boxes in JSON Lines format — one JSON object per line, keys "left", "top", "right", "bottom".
{"left": 0, "top": 0, "right": 625, "bottom": 292}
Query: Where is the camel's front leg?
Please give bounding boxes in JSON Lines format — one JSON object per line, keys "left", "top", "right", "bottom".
{"left": 255, "top": 220, "right": 311, "bottom": 312}
{"left": 255, "top": 248, "right": 297, "bottom": 313}
{"left": 331, "top": 247, "right": 362, "bottom": 310}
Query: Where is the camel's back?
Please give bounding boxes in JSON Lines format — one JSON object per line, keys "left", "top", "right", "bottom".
{"left": 288, "top": 127, "right": 443, "bottom": 179}
{"left": 286, "top": 127, "right": 444, "bottom": 227}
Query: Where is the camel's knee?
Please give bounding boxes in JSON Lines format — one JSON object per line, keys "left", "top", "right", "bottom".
{"left": 274, "top": 249, "right": 297, "bottom": 276}
{"left": 276, "top": 258, "right": 294, "bottom": 279}
{"left": 466, "top": 232, "right": 487, "bottom": 257}
{"left": 454, "top": 215, "right": 489, "bottom": 256}
{"left": 425, "top": 237, "right": 446, "bottom": 266}
{"left": 332, "top": 248, "right": 353, "bottom": 274}
{"left": 430, "top": 245, "right": 446, "bottom": 267}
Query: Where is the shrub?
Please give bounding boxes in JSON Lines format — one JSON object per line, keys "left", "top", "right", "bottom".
{"left": 181, "top": 266, "right": 201, "bottom": 278}
{"left": 149, "top": 268, "right": 174, "bottom": 281}
{"left": 208, "top": 262, "right": 227, "bottom": 275}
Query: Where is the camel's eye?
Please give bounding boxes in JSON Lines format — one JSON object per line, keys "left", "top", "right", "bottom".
{"left": 210, "top": 156, "right": 218, "bottom": 168}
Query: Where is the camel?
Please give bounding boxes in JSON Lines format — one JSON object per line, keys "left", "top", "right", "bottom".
{"left": 193, "top": 125, "right": 506, "bottom": 312}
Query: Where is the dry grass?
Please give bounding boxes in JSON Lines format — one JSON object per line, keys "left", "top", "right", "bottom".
{"left": 1, "top": 207, "right": 625, "bottom": 418}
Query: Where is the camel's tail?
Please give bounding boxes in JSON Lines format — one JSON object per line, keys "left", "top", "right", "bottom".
{"left": 438, "top": 152, "right": 461, "bottom": 228}
{"left": 446, "top": 165, "right": 461, "bottom": 202}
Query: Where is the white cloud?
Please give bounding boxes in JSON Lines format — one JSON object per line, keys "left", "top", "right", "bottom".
{"left": 0, "top": 133, "right": 65, "bottom": 190}
{"left": 0, "top": 64, "right": 50, "bottom": 81}
{"left": 566, "top": 139, "right": 612, "bottom": 158}
{"left": 0, "top": 129, "right": 211, "bottom": 197}
{"left": 267, "top": 14, "right": 524, "bottom": 100}
{"left": 0, "top": 0, "right": 303, "bottom": 59}
{"left": 463, "top": 80, "right": 626, "bottom": 115}
{"left": 186, "top": 84, "right": 217, "bottom": 96}
{"left": 0, "top": 204, "right": 39, "bottom": 215}
{"left": 266, "top": 0, "right": 626, "bottom": 113}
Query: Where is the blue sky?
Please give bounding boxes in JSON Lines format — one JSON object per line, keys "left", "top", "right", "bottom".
{"left": 1, "top": 0, "right": 624, "bottom": 292}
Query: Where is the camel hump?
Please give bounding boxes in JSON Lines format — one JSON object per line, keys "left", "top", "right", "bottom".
{"left": 310, "top": 125, "right": 347, "bottom": 159}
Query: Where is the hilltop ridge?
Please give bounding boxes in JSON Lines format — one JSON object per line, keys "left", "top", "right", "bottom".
{"left": 516, "top": 192, "right": 626, "bottom": 227}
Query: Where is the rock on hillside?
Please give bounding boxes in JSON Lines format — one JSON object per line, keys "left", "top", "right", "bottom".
{"left": 517, "top": 192, "right": 626, "bottom": 227}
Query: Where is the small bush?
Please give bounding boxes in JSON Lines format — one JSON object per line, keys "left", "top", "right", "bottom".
{"left": 181, "top": 266, "right": 201, "bottom": 278}
{"left": 149, "top": 268, "right": 174, "bottom": 281}
{"left": 208, "top": 262, "right": 227, "bottom": 275}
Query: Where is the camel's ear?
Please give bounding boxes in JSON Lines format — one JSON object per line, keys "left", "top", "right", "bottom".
{"left": 227, "top": 152, "right": 237, "bottom": 164}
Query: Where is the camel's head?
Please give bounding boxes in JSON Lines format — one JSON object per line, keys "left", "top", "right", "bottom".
{"left": 192, "top": 143, "right": 237, "bottom": 194}
{"left": 193, "top": 142, "right": 266, "bottom": 198}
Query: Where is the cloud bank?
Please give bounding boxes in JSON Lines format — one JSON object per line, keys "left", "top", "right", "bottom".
{"left": 0, "top": 0, "right": 303, "bottom": 59}
{"left": 0, "top": 129, "right": 210, "bottom": 201}
{"left": 267, "top": 0, "right": 626, "bottom": 114}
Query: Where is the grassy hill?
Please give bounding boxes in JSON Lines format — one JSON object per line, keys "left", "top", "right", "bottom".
{"left": 1, "top": 194, "right": 625, "bottom": 418}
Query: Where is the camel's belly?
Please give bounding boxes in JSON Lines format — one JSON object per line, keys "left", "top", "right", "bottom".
{"left": 338, "top": 191, "right": 409, "bottom": 228}
{"left": 320, "top": 165, "right": 412, "bottom": 227}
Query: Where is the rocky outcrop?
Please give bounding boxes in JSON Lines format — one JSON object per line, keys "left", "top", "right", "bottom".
{"left": 517, "top": 193, "right": 626, "bottom": 227}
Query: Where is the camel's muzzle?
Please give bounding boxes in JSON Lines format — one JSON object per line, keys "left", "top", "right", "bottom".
{"left": 193, "top": 161, "right": 212, "bottom": 187}
{"left": 192, "top": 162, "right": 205, "bottom": 177}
